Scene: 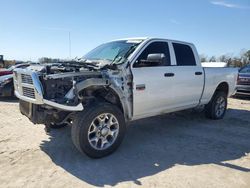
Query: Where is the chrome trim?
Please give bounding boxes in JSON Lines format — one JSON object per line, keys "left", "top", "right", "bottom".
{"left": 21, "top": 74, "right": 33, "bottom": 84}
{"left": 236, "top": 85, "right": 250, "bottom": 91}
{"left": 236, "top": 84, "right": 250, "bottom": 96}
{"left": 14, "top": 91, "right": 83, "bottom": 111}
{"left": 236, "top": 92, "right": 250, "bottom": 96}
{"left": 14, "top": 90, "right": 40, "bottom": 104}
{"left": 13, "top": 68, "right": 44, "bottom": 104}
{"left": 31, "top": 72, "right": 43, "bottom": 97}
{"left": 14, "top": 68, "right": 84, "bottom": 111}
{"left": 43, "top": 99, "right": 83, "bottom": 111}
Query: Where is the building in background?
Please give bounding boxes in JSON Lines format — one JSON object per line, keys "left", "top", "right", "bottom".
{"left": 201, "top": 62, "right": 228, "bottom": 68}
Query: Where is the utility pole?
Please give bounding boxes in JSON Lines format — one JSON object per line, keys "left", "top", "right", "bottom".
{"left": 69, "top": 31, "right": 71, "bottom": 59}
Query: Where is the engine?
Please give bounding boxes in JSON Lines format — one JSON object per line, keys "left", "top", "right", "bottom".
{"left": 26, "top": 62, "right": 103, "bottom": 105}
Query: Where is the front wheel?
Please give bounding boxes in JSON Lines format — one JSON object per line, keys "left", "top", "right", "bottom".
{"left": 71, "top": 102, "right": 126, "bottom": 158}
{"left": 205, "top": 91, "right": 227, "bottom": 120}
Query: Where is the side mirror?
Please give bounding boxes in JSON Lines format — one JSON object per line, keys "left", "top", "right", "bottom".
{"left": 135, "top": 53, "right": 167, "bottom": 68}
{"left": 147, "top": 53, "right": 166, "bottom": 64}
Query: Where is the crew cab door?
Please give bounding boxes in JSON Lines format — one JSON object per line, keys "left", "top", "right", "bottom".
{"left": 131, "top": 41, "right": 175, "bottom": 118}
{"left": 169, "top": 42, "right": 204, "bottom": 107}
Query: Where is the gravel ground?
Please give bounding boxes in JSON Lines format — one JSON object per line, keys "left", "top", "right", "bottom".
{"left": 0, "top": 97, "right": 249, "bottom": 188}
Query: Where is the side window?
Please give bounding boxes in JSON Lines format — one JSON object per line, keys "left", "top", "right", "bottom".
{"left": 173, "top": 43, "right": 196, "bottom": 66}
{"left": 133, "top": 42, "right": 171, "bottom": 68}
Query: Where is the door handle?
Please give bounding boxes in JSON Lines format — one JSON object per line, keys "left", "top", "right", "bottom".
{"left": 164, "top": 73, "right": 175, "bottom": 77}
{"left": 195, "top": 72, "right": 203, "bottom": 75}
{"left": 136, "top": 84, "right": 145, "bottom": 91}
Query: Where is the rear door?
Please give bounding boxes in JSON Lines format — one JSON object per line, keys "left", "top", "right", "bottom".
{"left": 169, "top": 42, "right": 204, "bottom": 107}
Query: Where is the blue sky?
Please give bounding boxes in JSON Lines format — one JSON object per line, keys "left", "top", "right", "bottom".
{"left": 0, "top": 0, "right": 249, "bottom": 61}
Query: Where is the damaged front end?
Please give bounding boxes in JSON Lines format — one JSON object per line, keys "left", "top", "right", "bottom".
{"left": 14, "top": 62, "right": 103, "bottom": 124}
{"left": 13, "top": 39, "right": 143, "bottom": 126}
{"left": 14, "top": 60, "right": 132, "bottom": 125}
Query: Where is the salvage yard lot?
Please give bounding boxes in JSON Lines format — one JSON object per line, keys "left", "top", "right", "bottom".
{"left": 0, "top": 98, "right": 250, "bottom": 188}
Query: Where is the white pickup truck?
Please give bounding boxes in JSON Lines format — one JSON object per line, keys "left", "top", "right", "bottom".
{"left": 13, "top": 38, "right": 238, "bottom": 158}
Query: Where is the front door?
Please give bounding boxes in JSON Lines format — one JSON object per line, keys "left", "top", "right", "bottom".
{"left": 131, "top": 41, "right": 175, "bottom": 118}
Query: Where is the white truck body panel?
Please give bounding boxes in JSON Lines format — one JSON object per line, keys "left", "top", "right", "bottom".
{"left": 200, "top": 67, "right": 238, "bottom": 104}
{"left": 129, "top": 38, "right": 238, "bottom": 120}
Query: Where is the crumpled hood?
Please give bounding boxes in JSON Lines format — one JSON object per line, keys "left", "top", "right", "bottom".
{"left": 26, "top": 64, "right": 49, "bottom": 72}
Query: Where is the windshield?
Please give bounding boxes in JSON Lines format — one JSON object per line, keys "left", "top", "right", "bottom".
{"left": 83, "top": 40, "right": 142, "bottom": 64}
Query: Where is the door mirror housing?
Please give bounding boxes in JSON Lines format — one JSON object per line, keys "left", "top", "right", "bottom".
{"left": 137, "top": 53, "right": 166, "bottom": 67}
{"left": 147, "top": 53, "right": 166, "bottom": 64}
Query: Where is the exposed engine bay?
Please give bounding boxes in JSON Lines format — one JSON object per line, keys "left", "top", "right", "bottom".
{"left": 39, "top": 62, "right": 101, "bottom": 103}
{"left": 16, "top": 60, "right": 133, "bottom": 126}
{"left": 27, "top": 61, "right": 115, "bottom": 103}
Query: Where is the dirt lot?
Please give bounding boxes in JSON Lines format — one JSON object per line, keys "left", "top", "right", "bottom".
{"left": 0, "top": 98, "right": 250, "bottom": 188}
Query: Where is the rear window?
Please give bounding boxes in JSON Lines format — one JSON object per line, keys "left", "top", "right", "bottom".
{"left": 173, "top": 43, "right": 196, "bottom": 66}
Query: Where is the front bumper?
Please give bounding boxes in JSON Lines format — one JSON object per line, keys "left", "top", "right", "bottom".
{"left": 236, "top": 85, "right": 250, "bottom": 96}
{"left": 13, "top": 69, "right": 83, "bottom": 111}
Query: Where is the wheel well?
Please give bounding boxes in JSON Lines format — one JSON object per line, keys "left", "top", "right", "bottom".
{"left": 215, "top": 82, "right": 229, "bottom": 95}
{"left": 79, "top": 87, "right": 123, "bottom": 113}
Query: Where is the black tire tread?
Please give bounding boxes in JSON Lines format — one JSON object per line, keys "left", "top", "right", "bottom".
{"left": 205, "top": 91, "right": 227, "bottom": 120}
{"left": 71, "top": 102, "right": 126, "bottom": 158}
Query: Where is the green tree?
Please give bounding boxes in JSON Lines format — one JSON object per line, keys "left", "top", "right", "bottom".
{"left": 243, "top": 50, "right": 250, "bottom": 64}
{"left": 209, "top": 56, "right": 216, "bottom": 62}
{"left": 200, "top": 54, "right": 207, "bottom": 62}
{"left": 218, "top": 55, "right": 230, "bottom": 62}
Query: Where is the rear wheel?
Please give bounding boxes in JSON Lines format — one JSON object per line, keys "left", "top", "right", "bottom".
{"left": 205, "top": 91, "right": 227, "bottom": 120}
{"left": 71, "top": 102, "right": 126, "bottom": 158}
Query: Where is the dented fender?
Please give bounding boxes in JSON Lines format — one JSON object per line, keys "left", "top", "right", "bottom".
{"left": 75, "top": 77, "right": 132, "bottom": 121}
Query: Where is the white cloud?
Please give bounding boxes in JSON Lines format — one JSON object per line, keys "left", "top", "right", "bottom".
{"left": 170, "top": 19, "right": 180, "bottom": 25}
{"left": 210, "top": 1, "right": 250, "bottom": 9}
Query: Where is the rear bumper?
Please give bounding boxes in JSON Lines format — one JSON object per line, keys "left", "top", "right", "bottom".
{"left": 236, "top": 85, "right": 250, "bottom": 96}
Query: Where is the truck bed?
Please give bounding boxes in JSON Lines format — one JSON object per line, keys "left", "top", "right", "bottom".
{"left": 201, "top": 67, "right": 238, "bottom": 104}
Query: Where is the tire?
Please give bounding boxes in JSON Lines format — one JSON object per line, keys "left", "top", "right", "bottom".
{"left": 49, "top": 123, "right": 67, "bottom": 129}
{"left": 71, "top": 102, "right": 126, "bottom": 158}
{"left": 205, "top": 91, "right": 227, "bottom": 120}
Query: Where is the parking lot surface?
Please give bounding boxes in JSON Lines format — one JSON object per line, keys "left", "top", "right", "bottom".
{"left": 0, "top": 98, "right": 249, "bottom": 187}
